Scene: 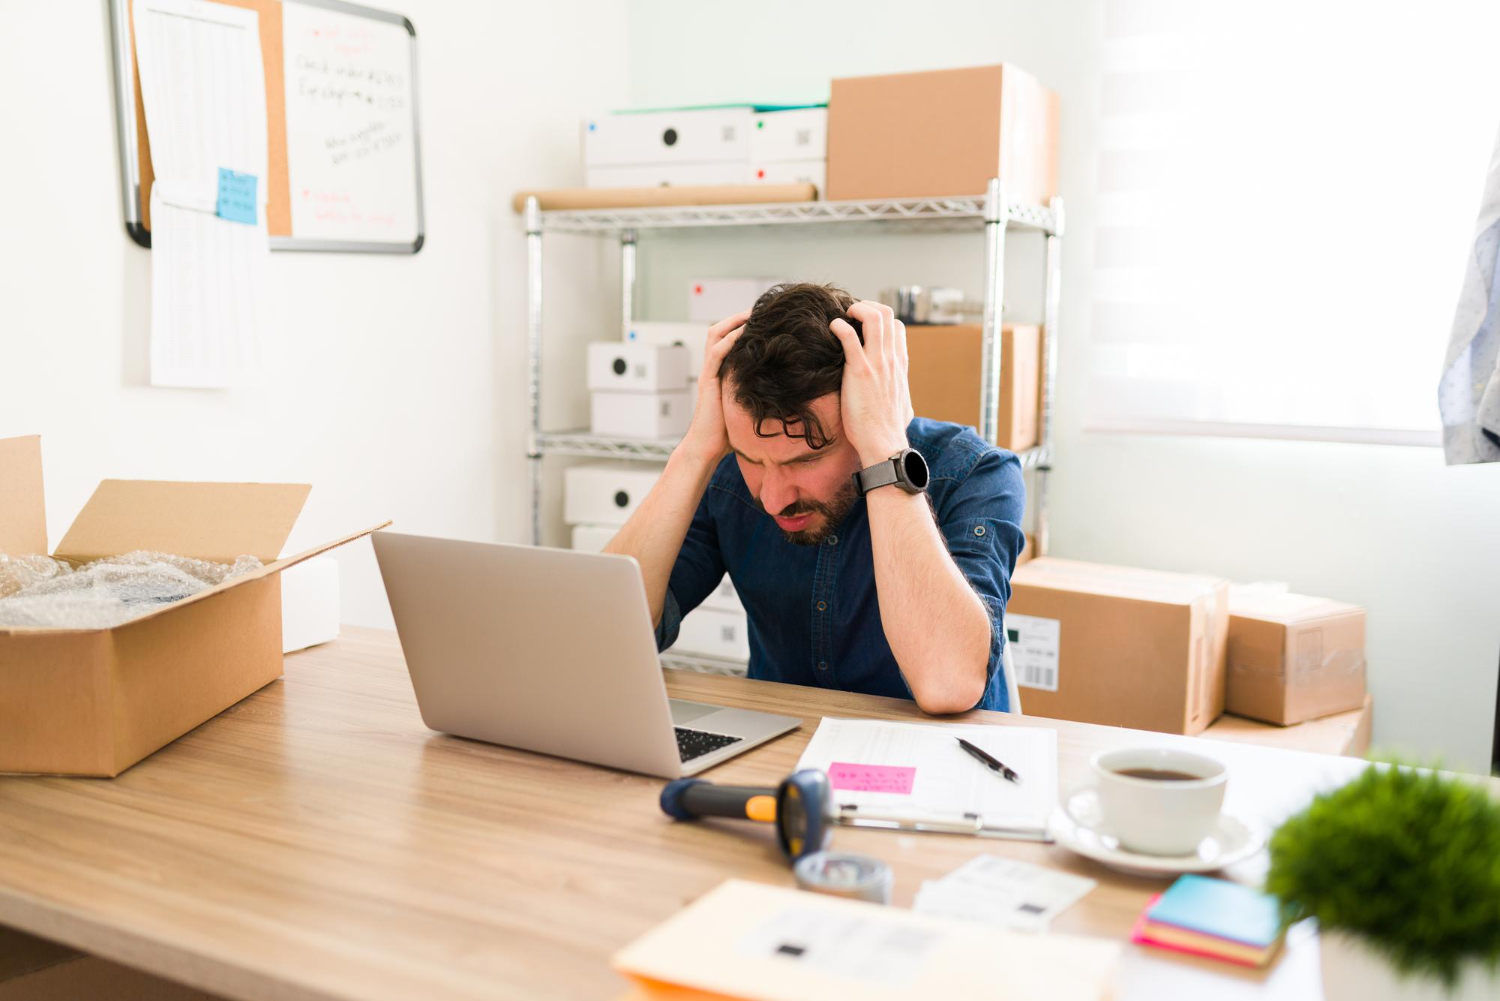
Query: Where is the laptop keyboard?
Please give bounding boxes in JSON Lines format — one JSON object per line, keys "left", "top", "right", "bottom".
{"left": 675, "top": 727, "right": 743, "bottom": 763}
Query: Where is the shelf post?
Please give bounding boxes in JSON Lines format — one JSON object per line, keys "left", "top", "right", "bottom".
{"left": 1034, "top": 196, "right": 1065, "bottom": 556}
{"left": 526, "top": 196, "right": 544, "bottom": 546}
{"left": 978, "top": 178, "right": 1009, "bottom": 446}
{"left": 621, "top": 228, "right": 638, "bottom": 335}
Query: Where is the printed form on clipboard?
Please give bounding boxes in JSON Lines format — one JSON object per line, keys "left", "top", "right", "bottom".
{"left": 796, "top": 718, "right": 1058, "bottom": 841}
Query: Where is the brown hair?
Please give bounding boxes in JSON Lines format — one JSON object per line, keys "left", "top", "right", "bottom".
{"left": 718, "top": 282, "right": 860, "bottom": 449}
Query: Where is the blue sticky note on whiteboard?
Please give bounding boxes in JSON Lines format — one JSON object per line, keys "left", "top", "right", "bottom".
{"left": 216, "top": 168, "right": 258, "bottom": 224}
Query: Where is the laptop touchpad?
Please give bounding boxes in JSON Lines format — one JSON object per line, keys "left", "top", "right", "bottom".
{"left": 669, "top": 700, "right": 719, "bottom": 725}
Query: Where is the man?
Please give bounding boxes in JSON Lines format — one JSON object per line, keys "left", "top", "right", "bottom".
{"left": 605, "top": 283, "right": 1026, "bottom": 714}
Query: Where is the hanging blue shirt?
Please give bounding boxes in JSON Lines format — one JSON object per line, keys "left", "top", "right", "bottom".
{"left": 655, "top": 417, "right": 1027, "bottom": 712}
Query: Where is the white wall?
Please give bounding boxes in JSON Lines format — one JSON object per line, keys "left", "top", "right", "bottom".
{"left": 0, "top": 1, "right": 626, "bottom": 627}
{"left": 626, "top": 0, "right": 1500, "bottom": 771}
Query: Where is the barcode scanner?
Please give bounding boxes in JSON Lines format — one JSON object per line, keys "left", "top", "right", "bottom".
{"left": 659, "top": 768, "right": 833, "bottom": 861}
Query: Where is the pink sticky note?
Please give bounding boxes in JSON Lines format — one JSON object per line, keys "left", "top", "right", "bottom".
{"left": 827, "top": 762, "right": 917, "bottom": 794}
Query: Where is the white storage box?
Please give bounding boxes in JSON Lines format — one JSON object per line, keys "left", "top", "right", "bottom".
{"left": 280, "top": 555, "right": 340, "bottom": 654}
{"left": 674, "top": 607, "right": 750, "bottom": 661}
{"left": 688, "top": 277, "right": 776, "bottom": 323}
{"left": 626, "top": 321, "right": 707, "bottom": 377}
{"left": 700, "top": 574, "right": 742, "bottom": 613}
{"left": 564, "top": 462, "right": 662, "bottom": 526}
{"left": 587, "top": 341, "right": 691, "bottom": 392}
{"left": 586, "top": 162, "right": 749, "bottom": 189}
{"left": 591, "top": 389, "right": 692, "bottom": 440}
{"left": 583, "top": 108, "right": 753, "bottom": 166}
{"left": 570, "top": 523, "right": 618, "bottom": 553}
{"left": 750, "top": 159, "right": 826, "bottom": 193}
{"left": 750, "top": 108, "right": 827, "bottom": 161}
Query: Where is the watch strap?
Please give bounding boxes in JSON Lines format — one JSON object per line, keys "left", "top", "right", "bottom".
{"left": 854, "top": 458, "right": 901, "bottom": 495}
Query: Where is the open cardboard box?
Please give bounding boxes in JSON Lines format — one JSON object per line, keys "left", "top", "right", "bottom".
{"left": 0, "top": 435, "right": 388, "bottom": 777}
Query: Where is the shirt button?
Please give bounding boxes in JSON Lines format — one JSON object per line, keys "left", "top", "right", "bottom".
{"left": 816, "top": 601, "right": 827, "bottom": 612}
{"left": 974, "top": 525, "right": 987, "bottom": 537}
{"left": 817, "top": 661, "right": 828, "bottom": 671}
{"left": 826, "top": 534, "right": 838, "bottom": 546}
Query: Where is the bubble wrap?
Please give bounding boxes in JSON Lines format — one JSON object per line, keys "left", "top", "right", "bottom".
{"left": 0, "top": 551, "right": 263, "bottom": 629}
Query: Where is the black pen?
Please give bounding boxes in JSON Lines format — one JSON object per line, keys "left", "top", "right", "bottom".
{"left": 956, "top": 737, "right": 1022, "bottom": 784}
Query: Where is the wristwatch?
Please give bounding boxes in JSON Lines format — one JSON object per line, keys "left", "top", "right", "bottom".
{"left": 853, "top": 447, "right": 929, "bottom": 496}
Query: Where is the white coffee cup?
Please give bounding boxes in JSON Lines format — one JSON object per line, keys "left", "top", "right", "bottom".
{"left": 1071, "top": 747, "right": 1228, "bottom": 856}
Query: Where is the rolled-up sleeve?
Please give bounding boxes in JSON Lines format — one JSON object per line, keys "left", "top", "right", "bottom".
{"left": 654, "top": 493, "right": 727, "bottom": 652}
{"left": 934, "top": 448, "right": 1027, "bottom": 711}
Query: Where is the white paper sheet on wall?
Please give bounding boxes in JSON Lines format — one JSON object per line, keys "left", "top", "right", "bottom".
{"left": 133, "top": 0, "right": 269, "bottom": 388}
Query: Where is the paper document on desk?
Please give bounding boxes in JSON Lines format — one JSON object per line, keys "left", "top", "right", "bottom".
{"left": 134, "top": 0, "right": 268, "bottom": 388}
{"left": 913, "top": 855, "right": 1096, "bottom": 931}
{"left": 796, "top": 717, "right": 1057, "bottom": 839}
{"left": 613, "top": 879, "right": 1121, "bottom": 1001}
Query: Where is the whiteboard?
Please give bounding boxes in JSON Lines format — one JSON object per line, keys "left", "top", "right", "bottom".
{"left": 279, "top": 0, "right": 423, "bottom": 251}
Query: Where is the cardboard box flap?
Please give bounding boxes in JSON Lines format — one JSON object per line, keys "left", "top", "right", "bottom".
{"left": 255, "top": 520, "right": 392, "bottom": 577}
{"left": 1227, "top": 589, "right": 1363, "bottom": 625}
{"left": 0, "top": 436, "right": 48, "bottom": 557}
{"left": 55, "top": 481, "right": 312, "bottom": 565}
{"left": 1015, "top": 557, "right": 1225, "bottom": 605}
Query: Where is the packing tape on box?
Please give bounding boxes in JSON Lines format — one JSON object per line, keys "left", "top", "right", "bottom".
{"left": 793, "top": 851, "right": 892, "bottom": 904}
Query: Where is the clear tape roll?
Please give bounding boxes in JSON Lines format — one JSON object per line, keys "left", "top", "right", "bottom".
{"left": 793, "top": 851, "right": 892, "bottom": 905}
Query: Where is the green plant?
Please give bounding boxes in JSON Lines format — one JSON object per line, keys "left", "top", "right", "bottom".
{"left": 1266, "top": 763, "right": 1500, "bottom": 987}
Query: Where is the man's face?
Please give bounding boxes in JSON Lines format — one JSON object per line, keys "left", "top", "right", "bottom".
{"left": 722, "top": 385, "right": 863, "bottom": 545}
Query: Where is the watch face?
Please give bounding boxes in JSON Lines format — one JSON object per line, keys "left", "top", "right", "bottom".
{"left": 900, "top": 449, "right": 930, "bottom": 491}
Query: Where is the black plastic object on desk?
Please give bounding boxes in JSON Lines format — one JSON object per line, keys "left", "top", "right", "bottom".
{"left": 660, "top": 768, "right": 832, "bottom": 862}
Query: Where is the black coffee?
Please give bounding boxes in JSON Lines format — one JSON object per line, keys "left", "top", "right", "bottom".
{"left": 1115, "top": 768, "right": 1202, "bottom": 782}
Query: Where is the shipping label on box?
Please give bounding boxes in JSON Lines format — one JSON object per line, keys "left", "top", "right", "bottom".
{"left": 583, "top": 108, "right": 753, "bottom": 167}
{"left": 626, "top": 321, "right": 708, "bottom": 376}
{"left": 587, "top": 341, "right": 691, "bottom": 392}
{"left": 564, "top": 463, "right": 662, "bottom": 526}
{"left": 688, "top": 277, "right": 776, "bottom": 324}
{"left": 591, "top": 389, "right": 692, "bottom": 440}
{"left": 750, "top": 108, "right": 828, "bottom": 161}
{"left": 585, "top": 162, "right": 751, "bottom": 189}
{"left": 1006, "top": 613, "right": 1060, "bottom": 692}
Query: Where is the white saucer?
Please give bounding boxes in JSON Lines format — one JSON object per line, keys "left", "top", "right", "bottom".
{"left": 1049, "top": 788, "right": 1265, "bottom": 877}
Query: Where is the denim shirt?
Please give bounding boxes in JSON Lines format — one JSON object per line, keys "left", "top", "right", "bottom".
{"left": 655, "top": 418, "right": 1026, "bottom": 712}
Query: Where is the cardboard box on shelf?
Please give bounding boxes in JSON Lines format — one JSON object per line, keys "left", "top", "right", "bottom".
{"left": 750, "top": 107, "right": 828, "bottom": 161}
{"left": 749, "top": 159, "right": 826, "bottom": 194}
{"left": 583, "top": 107, "right": 753, "bottom": 166}
{"left": 827, "top": 64, "right": 1059, "bottom": 203}
{"left": 688, "top": 277, "right": 776, "bottom": 323}
{"left": 625, "top": 321, "right": 708, "bottom": 376}
{"left": 564, "top": 463, "right": 662, "bottom": 526}
{"left": 907, "top": 324, "right": 1041, "bottom": 452}
{"left": 0, "top": 435, "right": 387, "bottom": 777}
{"left": 1225, "top": 589, "right": 1367, "bottom": 725}
{"left": 1204, "top": 694, "right": 1373, "bottom": 758}
{"left": 570, "top": 524, "right": 618, "bottom": 554}
{"left": 1008, "top": 557, "right": 1230, "bottom": 735}
{"left": 699, "top": 573, "right": 742, "bottom": 613}
{"left": 587, "top": 341, "right": 691, "bottom": 393}
{"left": 585, "top": 162, "right": 750, "bottom": 190}
{"left": 674, "top": 606, "right": 750, "bottom": 661}
{"left": 591, "top": 388, "right": 692, "bottom": 440}
{"left": 280, "top": 555, "right": 340, "bottom": 654}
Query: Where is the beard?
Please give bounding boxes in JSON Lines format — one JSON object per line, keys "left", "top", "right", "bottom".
{"left": 758, "top": 478, "right": 860, "bottom": 546}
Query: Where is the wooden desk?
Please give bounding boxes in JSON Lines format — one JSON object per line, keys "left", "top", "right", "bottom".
{"left": 0, "top": 628, "right": 1486, "bottom": 1000}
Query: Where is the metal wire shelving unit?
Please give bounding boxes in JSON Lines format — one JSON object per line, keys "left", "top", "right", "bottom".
{"left": 523, "top": 179, "right": 1064, "bottom": 675}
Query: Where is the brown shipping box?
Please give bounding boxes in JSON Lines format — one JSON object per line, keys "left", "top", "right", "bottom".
{"left": 1226, "top": 588, "right": 1367, "bottom": 725}
{"left": 1008, "top": 557, "right": 1230, "bottom": 735}
{"left": 907, "top": 324, "right": 1041, "bottom": 452}
{"left": 827, "top": 64, "right": 1060, "bottom": 203}
{"left": 0, "top": 435, "right": 387, "bottom": 777}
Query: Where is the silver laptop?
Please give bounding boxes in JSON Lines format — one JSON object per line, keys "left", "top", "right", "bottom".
{"left": 372, "top": 531, "right": 800, "bottom": 778}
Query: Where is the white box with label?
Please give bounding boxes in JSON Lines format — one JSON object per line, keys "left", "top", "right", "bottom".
{"left": 583, "top": 108, "right": 753, "bottom": 166}
{"left": 750, "top": 108, "right": 827, "bottom": 161}
{"left": 585, "top": 162, "right": 749, "bottom": 189}
{"left": 749, "top": 159, "right": 826, "bottom": 194}
{"left": 674, "top": 607, "right": 750, "bottom": 661}
{"left": 688, "top": 277, "right": 776, "bottom": 323}
{"left": 591, "top": 389, "right": 692, "bottom": 440}
{"left": 570, "top": 524, "right": 617, "bottom": 553}
{"left": 587, "top": 341, "right": 691, "bottom": 392}
{"left": 281, "top": 555, "right": 340, "bottom": 654}
{"left": 700, "top": 574, "right": 742, "bottom": 613}
{"left": 626, "top": 321, "right": 707, "bottom": 377}
{"left": 564, "top": 463, "right": 661, "bottom": 525}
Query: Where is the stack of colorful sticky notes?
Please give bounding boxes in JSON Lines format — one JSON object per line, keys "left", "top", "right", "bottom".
{"left": 1131, "top": 875, "right": 1286, "bottom": 967}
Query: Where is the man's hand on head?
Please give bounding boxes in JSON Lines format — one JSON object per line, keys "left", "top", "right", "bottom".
{"left": 830, "top": 301, "right": 915, "bottom": 467}
{"left": 679, "top": 309, "right": 751, "bottom": 465}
